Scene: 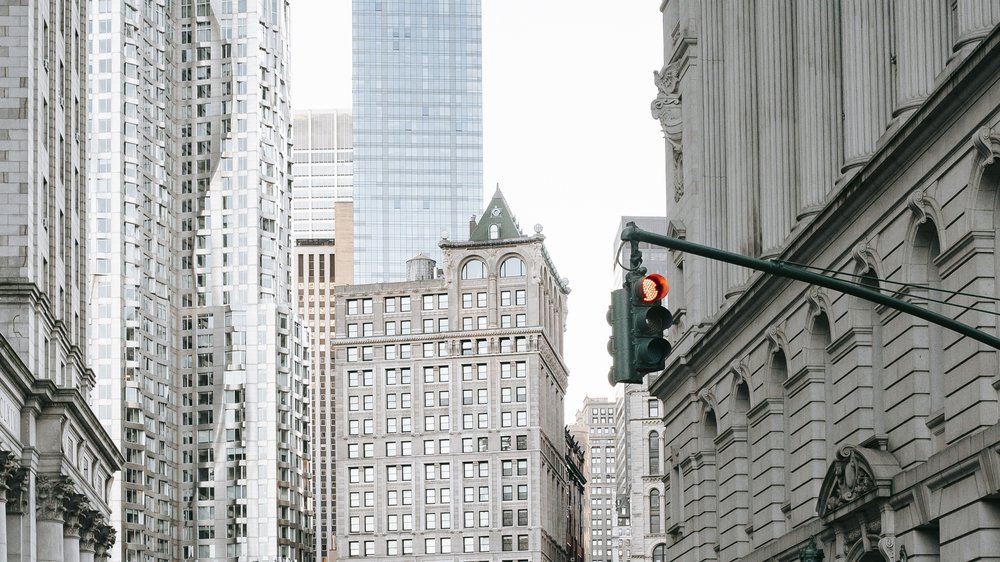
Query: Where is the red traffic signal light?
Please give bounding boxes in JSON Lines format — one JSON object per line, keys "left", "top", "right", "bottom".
{"left": 637, "top": 274, "right": 669, "bottom": 304}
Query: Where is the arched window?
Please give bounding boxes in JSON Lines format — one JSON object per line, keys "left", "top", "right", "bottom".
{"left": 499, "top": 257, "right": 525, "bottom": 277}
{"left": 461, "top": 259, "right": 486, "bottom": 280}
{"left": 648, "top": 431, "right": 660, "bottom": 475}
{"left": 649, "top": 488, "right": 661, "bottom": 533}
{"left": 652, "top": 544, "right": 666, "bottom": 562}
{"left": 489, "top": 224, "right": 500, "bottom": 239}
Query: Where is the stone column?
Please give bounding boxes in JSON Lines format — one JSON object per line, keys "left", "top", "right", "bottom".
{"left": 62, "top": 495, "right": 89, "bottom": 562}
{"left": 35, "top": 476, "right": 70, "bottom": 562}
{"left": 755, "top": 0, "right": 796, "bottom": 258}
{"left": 724, "top": 0, "right": 760, "bottom": 295}
{"left": 840, "top": 0, "right": 894, "bottom": 173}
{"left": 955, "top": 0, "right": 1000, "bottom": 54}
{"left": 795, "top": 0, "right": 842, "bottom": 216}
{"left": 893, "top": 0, "right": 951, "bottom": 117}
{"left": 5, "top": 468, "right": 27, "bottom": 562}
{"left": 78, "top": 512, "right": 99, "bottom": 562}
{"left": 700, "top": 0, "right": 728, "bottom": 315}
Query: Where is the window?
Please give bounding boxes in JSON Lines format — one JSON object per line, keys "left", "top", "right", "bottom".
{"left": 649, "top": 488, "right": 661, "bottom": 533}
{"left": 477, "top": 292, "right": 487, "bottom": 307}
{"left": 653, "top": 544, "right": 666, "bottom": 562}
{"left": 649, "top": 431, "right": 660, "bottom": 474}
{"left": 501, "top": 290, "right": 511, "bottom": 306}
{"left": 649, "top": 399, "right": 660, "bottom": 418}
{"left": 400, "top": 296, "right": 411, "bottom": 311}
{"left": 461, "top": 259, "right": 487, "bottom": 279}
{"left": 500, "top": 257, "right": 525, "bottom": 277}
{"left": 515, "top": 289, "right": 526, "bottom": 305}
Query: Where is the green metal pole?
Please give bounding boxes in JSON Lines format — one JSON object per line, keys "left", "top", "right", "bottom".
{"left": 621, "top": 223, "right": 1000, "bottom": 351}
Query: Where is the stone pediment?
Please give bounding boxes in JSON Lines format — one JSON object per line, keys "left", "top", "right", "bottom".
{"left": 817, "top": 445, "right": 902, "bottom": 520}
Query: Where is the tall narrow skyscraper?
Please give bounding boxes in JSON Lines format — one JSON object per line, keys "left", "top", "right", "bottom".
{"left": 87, "top": 2, "right": 312, "bottom": 560}
{"left": 352, "top": 0, "right": 484, "bottom": 283}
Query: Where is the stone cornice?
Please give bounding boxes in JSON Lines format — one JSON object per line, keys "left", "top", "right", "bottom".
{"left": 33, "top": 383, "right": 125, "bottom": 469}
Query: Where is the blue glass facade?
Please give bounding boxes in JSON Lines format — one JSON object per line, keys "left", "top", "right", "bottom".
{"left": 353, "top": 0, "right": 484, "bottom": 283}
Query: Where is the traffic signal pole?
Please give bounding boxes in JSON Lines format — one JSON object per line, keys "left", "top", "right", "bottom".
{"left": 621, "top": 222, "right": 1000, "bottom": 351}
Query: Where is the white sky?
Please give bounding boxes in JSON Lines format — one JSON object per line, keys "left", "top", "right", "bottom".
{"left": 290, "top": 1, "right": 667, "bottom": 419}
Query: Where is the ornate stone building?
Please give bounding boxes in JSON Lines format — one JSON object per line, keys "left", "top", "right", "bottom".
{"left": 333, "top": 189, "right": 573, "bottom": 561}
{"left": 0, "top": 1, "right": 121, "bottom": 560}
{"left": 651, "top": 2, "right": 1000, "bottom": 561}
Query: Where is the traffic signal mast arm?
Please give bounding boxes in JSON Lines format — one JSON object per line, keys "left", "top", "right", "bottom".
{"left": 621, "top": 222, "right": 1000, "bottom": 351}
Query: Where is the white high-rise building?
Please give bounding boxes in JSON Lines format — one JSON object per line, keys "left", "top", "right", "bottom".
{"left": 86, "top": 2, "right": 312, "bottom": 560}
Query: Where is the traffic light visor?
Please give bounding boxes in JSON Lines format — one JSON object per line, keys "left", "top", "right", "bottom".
{"left": 639, "top": 274, "right": 669, "bottom": 303}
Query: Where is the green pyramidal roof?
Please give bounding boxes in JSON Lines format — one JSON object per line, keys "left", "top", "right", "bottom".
{"left": 469, "top": 187, "right": 524, "bottom": 242}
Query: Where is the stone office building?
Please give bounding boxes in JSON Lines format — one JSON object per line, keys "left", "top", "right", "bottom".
{"left": 0, "top": 1, "right": 121, "bottom": 561}
{"left": 651, "top": 2, "right": 1000, "bottom": 562}
{"left": 333, "top": 190, "right": 574, "bottom": 561}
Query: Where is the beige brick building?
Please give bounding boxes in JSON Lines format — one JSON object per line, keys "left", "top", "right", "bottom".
{"left": 650, "top": 2, "right": 1000, "bottom": 561}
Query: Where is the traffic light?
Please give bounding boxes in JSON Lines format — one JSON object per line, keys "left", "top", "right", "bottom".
{"left": 607, "top": 274, "right": 673, "bottom": 386}
{"left": 607, "top": 288, "right": 640, "bottom": 385}
{"left": 630, "top": 274, "right": 672, "bottom": 373}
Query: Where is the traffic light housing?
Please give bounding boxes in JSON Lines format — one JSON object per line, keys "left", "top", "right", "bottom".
{"left": 607, "top": 274, "right": 673, "bottom": 386}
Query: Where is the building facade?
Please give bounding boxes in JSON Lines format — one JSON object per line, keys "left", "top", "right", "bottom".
{"left": 651, "top": 3, "right": 1000, "bottom": 562}
{"left": 334, "top": 190, "right": 573, "bottom": 560}
{"left": 569, "top": 397, "right": 618, "bottom": 562}
{"left": 352, "top": 0, "right": 484, "bottom": 283}
{"left": 613, "top": 386, "right": 664, "bottom": 562}
{"left": 0, "top": 1, "right": 122, "bottom": 560}
{"left": 565, "top": 430, "right": 587, "bottom": 562}
{"left": 86, "top": 1, "right": 312, "bottom": 560}
{"left": 292, "top": 109, "right": 356, "bottom": 562}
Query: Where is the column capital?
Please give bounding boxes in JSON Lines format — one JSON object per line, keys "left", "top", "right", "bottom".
{"left": 36, "top": 474, "right": 73, "bottom": 522}
{"left": 5, "top": 466, "right": 28, "bottom": 515}
{"left": 79, "top": 511, "right": 103, "bottom": 553}
{"left": 63, "top": 492, "right": 91, "bottom": 538}
{"left": 93, "top": 522, "right": 116, "bottom": 558}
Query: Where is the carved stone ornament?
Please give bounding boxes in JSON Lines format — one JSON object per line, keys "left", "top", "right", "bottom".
{"left": 63, "top": 492, "right": 91, "bottom": 537}
{"left": 820, "top": 447, "right": 876, "bottom": 513}
{"left": 79, "top": 510, "right": 102, "bottom": 551}
{"left": 907, "top": 189, "right": 930, "bottom": 225}
{"left": 36, "top": 475, "right": 73, "bottom": 522}
{"left": 0, "top": 450, "right": 21, "bottom": 501}
{"left": 5, "top": 467, "right": 28, "bottom": 515}
{"left": 972, "top": 126, "right": 1000, "bottom": 168}
{"left": 94, "top": 522, "right": 117, "bottom": 556}
{"left": 651, "top": 63, "right": 685, "bottom": 202}
{"left": 878, "top": 535, "right": 896, "bottom": 562}
{"left": 852, "top": 240, "right": 880, "bottom": 276}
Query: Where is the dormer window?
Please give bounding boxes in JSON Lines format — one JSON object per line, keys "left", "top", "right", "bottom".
{"left": 489, "top": 224, "right": 499, "bottom": 239}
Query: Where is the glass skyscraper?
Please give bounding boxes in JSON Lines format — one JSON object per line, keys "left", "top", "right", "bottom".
{"left": 352, "top": 0, "right": 484, "bottom": 283}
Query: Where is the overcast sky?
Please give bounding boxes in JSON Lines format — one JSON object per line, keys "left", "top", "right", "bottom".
{"left": 290, "top": 1, "right": 667, "bottom": 419}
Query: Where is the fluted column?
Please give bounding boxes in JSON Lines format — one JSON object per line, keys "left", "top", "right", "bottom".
{"left": 35, "top": 476, "right": 70, "bottom": 562}
{"left": 756, "top": 0, "right": 796, "bottom": 258}
{"left": 724, "top": 0, "right": 760, "bottom": 294}
{"left": 701, "top": 0, "right": 728, "bottom": 314}
{"left": 795, "top": 0, "right": 843, "bottom": 215}
{"left": 893, "top": 0, "right": 951, "bottom": 116}
{"left": 955, "top": 0, "right": 1000, "bottom": 53}
{"left": 841, "top": 0, "right": 894, "bottom": 172}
